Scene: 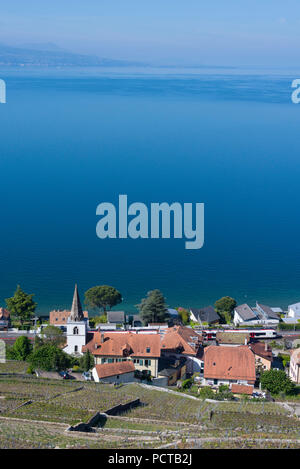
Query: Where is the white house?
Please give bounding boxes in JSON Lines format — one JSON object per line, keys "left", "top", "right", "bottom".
{"left": 289, "top": 349, "right": 300, "bottom": 384}
{"left": 288, "top": 303, "right": 300, "bottom": 320}
{"left": 233, "top": 303, "right": 279, "bottom": 326}
{"left": 63, "top": 284, "right": 87, "bottom": 356}
{"left": 92, "top": 361, "right": 135, "bottom": 383}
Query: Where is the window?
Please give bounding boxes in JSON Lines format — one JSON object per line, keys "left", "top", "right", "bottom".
{"left": 108, "top": 358, "right": 114, "bottom": 363}
{"left": 73, "top": 326, "right": 79, "bottom": 335}
{"left": 145, "top": 360, "right": 151, "bottom": 366}
{"left": 74, "top": 345, "right": 78, "bottom": 352}
{"left": 146, "top": 347, "right": 151, "bottom": 353}
{"left": 139, "top": 359, "right": 144, "bottom": 366}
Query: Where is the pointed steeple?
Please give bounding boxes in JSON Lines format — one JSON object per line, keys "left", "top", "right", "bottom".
{"left": 69, "top": 284, "right": 84, "bottom": 322}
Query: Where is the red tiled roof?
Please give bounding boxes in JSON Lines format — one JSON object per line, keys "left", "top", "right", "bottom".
{"left": 161, "top": 326, "right": 202, "bottom": 356}
{"left": 0, "top": 308, "right": 10, "bottom": 319}
{"left": 231, "top": 384, "right": 254, "bottom": 395}
{"left": 249, "top": 342, "right": 273, "bottom": 361}
{"left": 94, "top": 361, "right": 135, "bottom": 379}
{"left": 249, "top": 342, "right": 272, "bottom": 361}
{"left": 49, "top": 309, "right": 88, "bottom": 325}
{"left": 83, "top": 331, "right": 161, "bottom": 358}
{"left": 204, "top": 345, "right": 256, "bottom": 383}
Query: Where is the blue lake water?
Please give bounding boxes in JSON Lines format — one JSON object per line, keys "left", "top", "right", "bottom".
{"left": 0, "top": 67, "right": 300, "bottom": 314}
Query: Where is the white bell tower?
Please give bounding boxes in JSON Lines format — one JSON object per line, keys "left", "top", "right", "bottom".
{"left": 64, "top": 284, "right": 87, "bottom": 356}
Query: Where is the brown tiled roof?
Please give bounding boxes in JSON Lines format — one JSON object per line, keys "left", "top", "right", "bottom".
{"left": 231, "top": 384, "right": 254, "bottom": 395}
{"left": 249, "top": 341, "right": 272, "bottom": 361}
{"left": 161, "top": 326, "right": 202, "bottom": 356}
{"left": 83, "top": 331, "right": 161, "bottom": 358}
{"left": 49, "top": 309, "right": 88, "bottom": 325}
{"left": 204, "top": 345, "right": 256, "bottom": 382}
{"left": 94, "top": 361, "right": 135, "bottom": 379}
{"left": 0, "top": 308, "right": 10, "bottom": 319}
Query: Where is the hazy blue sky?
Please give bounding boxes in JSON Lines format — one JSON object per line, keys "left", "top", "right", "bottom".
{"left": 0, "top": 0, "right": 299, "bottom": 66}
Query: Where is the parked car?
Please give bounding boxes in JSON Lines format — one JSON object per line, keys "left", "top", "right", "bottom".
{"left": 59, "top": 371, "right": 70, "bottom": 380}
{"left": 82, "top": 371, "right": 92, "bottom": 381}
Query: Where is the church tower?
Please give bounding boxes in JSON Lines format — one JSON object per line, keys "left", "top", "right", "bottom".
{"left": 65, "top": 284, "right": 87, "bottom": 356}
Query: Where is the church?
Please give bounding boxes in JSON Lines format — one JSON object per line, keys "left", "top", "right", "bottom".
{"left": 64, "top": 284, "right": 88, "bottom": 356}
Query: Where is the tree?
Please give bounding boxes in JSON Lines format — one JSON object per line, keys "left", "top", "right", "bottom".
{"left": 80, "top": 350, "right": 95, "bottom": 372}
{"left": 5, "top": 285, "right": 37, "bottom": 325}
{"left": 41, "top": 325, "right": 65, "bottom": 347}
{"left": 260, "top": 369, "right": 295, "bottom": 395}
{"left": 177, "top": 307, "right": 190, "bottom": 325}
{"left": 137, "top": 289, "right": 169, "bottom": 325}
{"left": 214, "top": 296, "right": 237, "bottom": 324}
{"left": 29, "top": 344, "right": 71, "bottom": 371}
{"left": 11, "top": 336, "right": 33, "bottom": 361}
{"left": 85, "top": 285, "right": 122, "bottom": 313}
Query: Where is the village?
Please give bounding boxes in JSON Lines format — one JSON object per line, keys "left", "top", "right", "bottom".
{"left": 1, "top": 284, "right": 300, "bottom": 449}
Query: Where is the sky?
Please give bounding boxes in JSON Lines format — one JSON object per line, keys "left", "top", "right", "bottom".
{"left": 0, "top": 0, "right": 299, "bottom": 66}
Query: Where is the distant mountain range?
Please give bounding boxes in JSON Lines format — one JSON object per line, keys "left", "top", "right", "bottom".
{"left": 0, "top": 43, "right": 147, "bottom": 67}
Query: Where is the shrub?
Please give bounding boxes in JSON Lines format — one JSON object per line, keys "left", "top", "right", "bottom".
{"left": 181, "top": 378, "right": 192, "bottom": 390}
{"left": 199, "top": 386, "right": 215, "bottom": 399}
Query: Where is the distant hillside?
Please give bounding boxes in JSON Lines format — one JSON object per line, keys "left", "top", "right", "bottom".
{"left": 0, "top": 43, "right": 146, "bottom": 67}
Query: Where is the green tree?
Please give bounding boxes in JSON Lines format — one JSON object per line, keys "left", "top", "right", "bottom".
{"left": 177, "top": 307, "right": 190, "bottom": 325}
{"left": 41, "top": 325, "right": 65, "bottom": 347}
{"left": 80, "top": 350, "right": 95, "bottom": 372}
{"left": 137, "top": 289, "right": 169, "bottom": 325}
{"left": 11, "top": 336, "right": 33, "bottom": 361}
{"left": 85, "top": 285, "right": 122, "bottom": 313}
{"left": 29, "top": 344, "right": 71, "bottom": 371}
{"left": 260, "top": 369, "right": 295, "bottom": 395}
{"left": 5, "top": 285, "right": 37, "bottom": 325}
{"left": 214, "top": 296, "right": 237, "bottom": 324}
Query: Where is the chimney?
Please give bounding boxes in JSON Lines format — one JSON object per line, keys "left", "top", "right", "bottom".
{"left": 101, "top": 333, "right": 105, "bottom": 343}
{"left": 265, "top": 342, "right": 268, "bottom": 352}
{"left": 245, "top": 337, "right": 248, "bottom": 345}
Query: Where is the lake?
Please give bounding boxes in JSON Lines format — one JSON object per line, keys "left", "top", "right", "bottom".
{"left": 0, "top": 66, "right": 299, "bottom": 313}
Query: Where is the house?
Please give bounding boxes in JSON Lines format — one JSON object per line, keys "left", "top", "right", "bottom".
{"left": 203, "top": 345, "right": 256, "bottom": 387}
{"left": 157, "top": 355, "right": 187, "bottom": 386}
{"left": 189, "top": 306, "right": 220, "bottom": 325}
{"left": 233, "top": 303, "right": 279, "bottom": 326}
{"left": 82, "top": 330, "right": 161, "bottom": 377}
{"left": 255, "top": 303, "right": 280, "bottom": 324}
{"left": 92, "top": 361, "right": 135, "bottom": 383}
{"left": 289, "top": 349, "right": 300, "bottom": 384}
{"left": 287, "top": 302, "right": 300, "bottom": 320}
{"left": 160, "top": 325, "right": 204, "bottom": 373}
{"left": 107, "top": 311, "right": 125, "bottom": 325}
{"left": 50, "top": 309, "right": 89, "bottom": 329}
{"left": 0, "top": 308, "right": 11, "bottom": 330}
{"left": 249, "top": 341, "right": 273, "bottom": 371}
{"left": 216, "top": 332, "right": 250, "bottom": 346}
{"left": 233, "top": 304, "right": 258, "bottom": 325}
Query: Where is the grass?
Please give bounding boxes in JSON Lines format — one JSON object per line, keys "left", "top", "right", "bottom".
{"left": 1, "top": 375, "right": 300, "bottom": 448}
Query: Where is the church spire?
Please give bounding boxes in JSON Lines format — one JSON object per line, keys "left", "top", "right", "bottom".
{"left": 69, "top": 284, "right": 84, "bottom": 322}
